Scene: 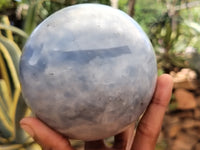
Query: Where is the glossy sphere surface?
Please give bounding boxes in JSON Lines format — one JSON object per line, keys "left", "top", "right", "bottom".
{"left": 20, "top": 4, "right": 157, "bottom": 141}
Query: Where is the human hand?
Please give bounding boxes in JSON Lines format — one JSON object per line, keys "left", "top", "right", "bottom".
{"left": 20, "top": 74, "right": 173, "bottom": 150}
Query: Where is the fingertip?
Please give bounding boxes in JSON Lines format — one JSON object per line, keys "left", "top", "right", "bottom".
{"left": 158, "top": 74, "right": 174, "bottom": 88}
{"left": 20, "top": 117, "right": 37, "bottom": 126}
{"left": 154, "top": 74, "right": 174, "bottom": 103}
{"left": 159, "top": 73, "right": 172, "bottom": 79}
{"left": 155, "top": 74, "right": 174, "bottom": 103}
{"left": 20, "top": 117, "right": 37, "bottom": 138}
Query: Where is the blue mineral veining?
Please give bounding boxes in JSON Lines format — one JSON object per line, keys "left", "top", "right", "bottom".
{"left": 48, "top": 46, "right": 131, "bottom": 65}
{"left": 19, "top": 4, "right": 157, "bottom": 141}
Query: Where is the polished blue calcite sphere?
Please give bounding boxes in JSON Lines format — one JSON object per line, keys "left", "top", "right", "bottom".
{"left": 19, "top": 4, "right": 157, "bottom": 141}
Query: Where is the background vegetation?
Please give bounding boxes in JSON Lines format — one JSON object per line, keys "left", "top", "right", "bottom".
{"left": 0, "top": 0, "right": 200, "bottom": 149}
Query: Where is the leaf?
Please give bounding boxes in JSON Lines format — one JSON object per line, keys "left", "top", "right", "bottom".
{"left": 1, "top": 16, "right": 13, "bottom": 41}
{"left": 26, "top": 143, "right": 42, "bottom": 150}
{"left": 0, "top": 35, "right": 21, "bottom": 75}
{"left": 0, "top": 136, "right": 9, "bottom": 144}
{"left": 0, "top": 24, "right": 28, "bottom": 39}
{"left": 0, "top": 99, "right": 13, "bottom": 142}
{"left": 185, "top": 20, "right": 200, "bottom": 33}
{"left": 14, "top": 94, "right": 30, "bottom": 144}
{"left": 0, "top": 50, "right": 12, "bottom": 99}
{"left": 0, "top": 80, "right": 12, "bottom": 122}
{"left": 0, "top": 14, "right": 36, "bottom": 147}
{"left": 0, "top": 41, "right": 20, "bottom": 99}
{"left": 0, "top": 41, "right": 21, "bottom": 141}
{"left": 0, "top": 82, "right": 14, "bottom": 141}
{"left": 0, "top": 144, "right": 23, "bottom": 150}
{"left": 24, "top": 0, "right": 45, "bottom": 35}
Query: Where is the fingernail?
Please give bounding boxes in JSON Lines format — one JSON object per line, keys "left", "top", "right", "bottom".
{"left": 21, "top": 124, "right": 34, "bottom": 137}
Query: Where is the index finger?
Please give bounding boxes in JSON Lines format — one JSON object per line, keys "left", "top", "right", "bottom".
{"left": 132, "top": 74, "right": 173, "bottom": 150}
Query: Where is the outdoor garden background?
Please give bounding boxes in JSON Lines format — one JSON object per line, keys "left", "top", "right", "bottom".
{"left": 0, "top": 0, "right": 200, "bottom": 149}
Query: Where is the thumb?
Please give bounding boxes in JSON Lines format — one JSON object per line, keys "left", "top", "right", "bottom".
{"left": 20, "top": 117, "right": 74, "bottom": 150}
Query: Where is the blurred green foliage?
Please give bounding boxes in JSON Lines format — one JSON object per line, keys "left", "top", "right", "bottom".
{"left": 0, "top": 0, "right": 12, "bottom": 10}
{"left": 0, "top": 15, "right": 41, "bottom": 149}
{"left": 146, "top": 0, "right": 200, "bottom": 75}
{"left": 134, "top": 0, "right": 166, "bottom": 33}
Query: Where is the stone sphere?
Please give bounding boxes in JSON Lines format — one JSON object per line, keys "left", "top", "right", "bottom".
{"left": 19, "top": 4, "right": 157, "bottom": 141}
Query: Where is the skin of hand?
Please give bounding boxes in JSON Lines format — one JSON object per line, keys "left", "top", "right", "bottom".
{"left": 20, "top": 74, "right": 173, "bottom": 150}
